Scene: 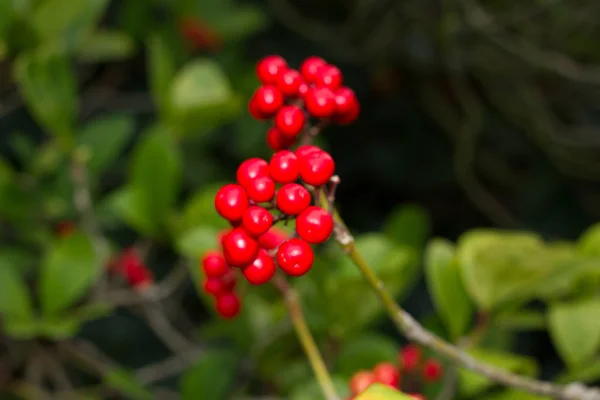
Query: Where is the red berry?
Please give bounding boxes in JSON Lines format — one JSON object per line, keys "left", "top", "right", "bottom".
{"left": 203, "top": 277, "right": 224, "bottom": 295}
{"left": 298, "top": 82, "right": 309, "bottom": 97}
{"left": 218, "top": 229, "right": 231, "bottom": 247}
{"left": 242, "top": 249, "right": 276, "bottom": 284}
{"left": 275, "top": 183, "right": 311, "bottom": 215}
{"left": 373, "top": 362, "right": 400, "bottom": 388}
{"left": 125, "top": 263, "right": 153, "bottom": 288}
{"left": 276, "top": 238, "right": 314, "bottom": 276}
{"left": 258, "top": 228, "right": 288, "bottom": 250}
{"left": 215, "top": 184, "right": 249, "bottom": 221}
{"left": 222, "top": 227, "right": 259, "bottom": 267}
{"left": 300, "top": 56, "right": 327, "bottom": 83}
{"left": 334, "top": 87, "right": 359, "bottom": 125}
{"left": 349, "top": 370, "right": 376, "bottom": 395}
{"left": 295, "top": 145, "right": 322, "bottom": 159}
{"left": 274, "top": 105, "right": 306, "bottom": 138}
{"left": 249, "top": 86, "right": 284, "bottom": 118}
{"left": 236, "top": 158, "right": 269, "bottom": 188}
{"left": 266, "top": 127, "right": 295, "bottom": 151}
{"left": 215, "top": 292, "right": 241, "bottom": 319}
{"left": 296, "top": 206, "right": 334, "bottom": 244}
{"left": 201, "top": 251, "right": 229, "bottom": 277}
{"left": 242, "top": 206, "right": 273, "bottom": 237}
{"left": 276, "top": 68, "right": 304, "bottom": 97}
{"left": 422, "top": 359, "right": 443, "bottom": 382}
{"left": 246, "top": 175, "right": 276, "bottom": 203}
{"left": 270, "top": 150, "right": 300, "bottom": 184}
{"left": 299, "top": 149, "right": 335, "bottom": 186}
{"left": 304, "top": 87, "right": 336, "bottom": 118}
{"left": 313, "top": 64, "right": 343, "bottom": 89}
{"left": 119, "top": 248, "right": 143, "bottom": 273}
{"left": 400, "top": 345, "right": 421, "bottom": 371}
{"left": 221, "top": 270, "right": 237, "bottom": 291}
{"left": 256, "top": 55, "right": 287, "bottom": 85}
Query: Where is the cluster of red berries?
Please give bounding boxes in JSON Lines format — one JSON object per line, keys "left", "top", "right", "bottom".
{"left": 347, "top": 344, "right": 443, "bottom": 400}
{"left": 248, "top": 55, "right": 360, "bottom": 151}
{"left": 108, "top": 248, "right": 154, "bottom": 290}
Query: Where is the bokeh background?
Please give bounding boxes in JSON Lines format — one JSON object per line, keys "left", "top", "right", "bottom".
{"left": 1, "top": 0, "right": 599, "bottom": 399}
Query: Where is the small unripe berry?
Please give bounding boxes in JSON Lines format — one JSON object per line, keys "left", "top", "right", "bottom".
{"left": 276, "top": 68, "right": 304, "bottom": 97}
{"left": 242, "top": 249, "right": 276, "bottom": 284}
{"left": 349, "top": 370, "right": 376, "bottom": 395}
{"left": 276, "top": 183, "right": 311, "bottom": 215}
{"left": 270, "top": 150, "right": 300, "bottom": 184}
{"left": 256, "top": 55, "right": 287, "bottom": 85}
{"left": 274, "top": 105, "right": 305, "bottom": 138}
{"left": 276, "top": 238, "right": 314, "bottom": 276}
{"left": 246, "top": 176, "right": 276, "bottom": 203}
{"left": 215, "top": 292, "right": 241, "bottom": 318}
{"left": 399, "top": 344, "right": 421, "bottom": 371}
{"left": 296, "top": 206, "right": 334, "bottom": 244}
{"left": 201, "top": 251, "right": 229, "bottom": 277}
{"left": 249, "top": 86, "right": 284, "bottom": 118}
{"left": 422, "top": 359, "right": 443, "bottom": 382}
{"left": 214, "top": 184, "right": 249, "bottom": 221}
{"left": 304, "top": 87, "right": 336, "bottom": 118}
{"left": 266, "top": 127, "right": 295, "bottom": 151}
{"left": 222, "top": 227, "right": 259, "bottom": 267}
{"left": 300, "top": 56, "right": 327, "bottom": 83}
{"left": 242, "top": 206, "right": 273, "bottom": 237}
{"left": 373, "top": 362, "right": 400, "bottom": 388}
{"left": 313, "top": 64, "right": 343, "bottom": 89}
{"left": 298, "top": 149, "right": 335, "bottom": 186}
{"left": 236, "top": 158, "right": 269, "bottom": 188}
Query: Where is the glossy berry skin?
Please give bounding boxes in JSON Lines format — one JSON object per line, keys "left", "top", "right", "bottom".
{"left": 245, "top": 175, "right": 276, "bottom": 203}
{"left": 276, "top": 238, "right": 314, "bottom": 276}
{"left": 296, "top": 206, "right": 334, "bottom": 244}
{"left": 270, "top": 150, "right": 300, "bottom": 184}
{"left": 349, "top": 370, "right": 376, "bottom": 395}
{"left": 242, "top": 249, "right": 276, "bottom": 284}
{"left": 276, "top": 183, "right": 311, "bottom": 215}
{"left": 313, "top": 64, "right": 343, "bottom": 89}
{"left": 304, "top": 87, "right": 336, "bottom": 118}
{"left": 236, "top": 158, "right": 269, "bottom": 188}
{"left": 249, "top": 86, "right": 284, "bottom": 118}
{"left": 242, "top": 206, "right": 273, "bottom": 237}
{"left": 373, "top": 362, "right": 400, "bottom": 388}
{"left": 222, "top": 227, "right": 259, "bottom": 267}
{"left": 300, "top": 56, "right": 326, "bottom": 83}
{"left": 202, "top": 251, "right": 229, "bottom": 277}
{"left": 276, "top": 68, "right": 304, "bottom": 97}
{"left": 400, "top": 345, "right": 421, "bottom": 371}
{"left": 334, "top": 86, "right": 359, "bottom": 125}
{"left": 422, "top": 359, "right": 443, "bottom": 382}
{"left": 258, "top": 228, "right": 288, "bottom": 250}
{"left": 215, "top": 184, "right": 249, "bottom": 222}
{"left": 256, "top": 55, "right": 287, "bottom": 85}
{"left": 274, "top": 105, "right": 305, "bottom": 138}
{"left": 203, "top": 277, "right": 224, "bottom": 295}
{"left": 266, "top": 127, "right": 295, "bottom": 151}
{"left": 299, "top": 149, "right": 335, "bottom": 186}
{"left": 295, "top": 145, "right": 322, "bottom": 159}
{"left": 215, "top": 292, "right": 241, "bottom": 319}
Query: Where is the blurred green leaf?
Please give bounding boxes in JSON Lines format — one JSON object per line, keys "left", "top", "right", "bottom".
{"left": 290, "top": 376, "right": 350, "bottom": 400}
{"left": 425, "top": 238, "right": 472, "bottom": 339}
{"left": 480, "top": 390, "right": 550, "bottom": 400}
{"left": 354, "top": 384, "right": 414, "bottom": 400}
{"left": 548, "top": 297, "right": 600, "bottom": 367}
{"left": 14, "top": 48, "right": 77, "bottom": 145}
{"left": 40, "top": 233, "right": 98, "bottom": 315}
{"left": 0, "top": 257, "right": 34, "bottom": 320}
{"left": 147, "top": 32, "right": 176, "bottom": 117}
{"left": 180, "top": 349, "right": 238, "bottom": 400}
{"left": 175, "top": 183, "right": 230, "bottom": 234}
{"left": 3, "top": 318, "right": 39, "bottom": 339}
{"left": 383, "top": 204, "right": 429, "bottom": 249}
{"left": 458, "top": 348, "right": 538, "bottom": 397}
{"left": 210, "top": 6, "right": 269, "bottom": 41}
{"left": 77, "top": 30, "right": 135, "bottom": 62}
{"left": 169, "top": 59, "right": 241, "bottom": 135}
{"left": 494, "top": 309, "right": 546, "bottom": 331}
{"left": 334, "top": 333, "right": 398, "bottom": 377}
{"left": 104, "top": 369, "right": 153, "bottom": 400}
{"left": 128, "top": 125, "right": 182, "bottom": 236}
{"left": 176, "top": 226, "right": 220, "bottom": 259}
{"left": 0, "top": 158, "right": 33, "bottom": 222}
{"left": 37, "top": 315, "right": 81, "bottom": 339}
{"left": 105, "top": 186, "right": 156, "bottom": 235}
{"left": 0, "top": 2, "right": 13, "bottom": 38}
{"left": 577, "top": 223, "right": 600, "bottom": 256}
{"left": 556, "top": 358, "right": 600, "bottom": 384}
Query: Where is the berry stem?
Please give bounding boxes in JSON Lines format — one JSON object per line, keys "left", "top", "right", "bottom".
{"left": 273, "top": 274, "right": 340, "bottom": 400}
{"left": 318, "top": 192, "right": 599, "bottom": 400}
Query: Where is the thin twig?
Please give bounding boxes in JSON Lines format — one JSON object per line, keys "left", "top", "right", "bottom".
{"left": 136, "top": 347, "right": 203, "bottom": 385}
{"left": 141, "top": 302, "right": 196, "bottom": 356}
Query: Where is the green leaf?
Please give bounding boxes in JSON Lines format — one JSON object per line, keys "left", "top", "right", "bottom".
{"left": 78, "top": 114, "right": 135, "bottom": 175}
{"left": 14, "top": 48, "right": 77, "bottom": 144}
{"left": 290, "top": 376, "right": 350, "bottom": 400}
{"left": 383, "top": 204, "right": 429, "bottom": 249}
{"left": 458, "top": 348, "right": 538, "bottom": 397}
{"left": 175, "top": 184, "right": 230, "bottom": 234}
{"left": 37, "top": 316, "right": 81, "bottom": 339}
{"left": 0, "top": 258, "right": 34, "bottom": 320}
{"left": 0, "top": 158, "right": 33, "bottom": 223}
{"left": 77, "top": 30, "right": 135, "bottom": 62}
{"left": 128, "top": 125, "right": 182, "bottom": 235}
{"left": 40, "top": 233, "right": 98, "bottom": 315}
{"left": 147, "top": 32, "right": 176, "bottom": 117}
{"left": 0, "top": 2, "right": 13, "bottom": 38}
{"left": 480, "top": 390, "right": 550, "bottom": 400}
{"left": 104, "top": 369, "right": 153, "bottom": 400}
{"left": 578, "top": 223, "right": 600, "bottom": 256}
{"left": 169, "top": 59, "right": 241, "bottom": 135}
{"left": 3, "top": 318, "right": 39, "bottom": 339}
{"left": 105, "top": 187, "right": 156, "bottom": 235}
{"left": 556, "top": 358, "right": 600, "bottom": 384}
{"left": 180, "top": 349, "right": 238, "bottom": 400}
{"left": 548, "top": 297, "right": 600, "bottom": 367}
{"left": 355, "top": 384, "right": 414, "bottom": 400}
{"left": 334, "top": 333, "right": 399, "bottom": 377}
{"left": 425, "top": 238, "right": 472, "bottom": 339}
{"left": 176, "top": 226, "right": 220, "bottom": 259}
{"left": 494, "top": 309, "right": 546, "bottom": 331}
{"left": 210, "top": 6, "right": 269, "bottom": 41}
